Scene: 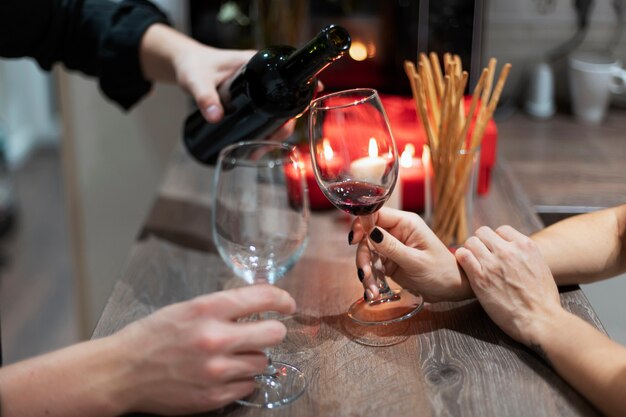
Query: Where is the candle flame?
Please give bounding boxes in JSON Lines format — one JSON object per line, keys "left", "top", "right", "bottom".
{"left": 322, "top": 138, "right": 334, "bottom": 160}
{"left": 368, "top": 138, "right": 379, "bottom": 158}
{"left": 400, "top": 144, "right": 416, "bottom": 168}
{"left": 422, "top": 144, "right": 431, "bottom": 166}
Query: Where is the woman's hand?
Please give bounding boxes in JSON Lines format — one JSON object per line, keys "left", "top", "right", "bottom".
{"left": 350, "top": 207, "right": 473, "bottom": 302}
{"left": 115, "top": 284, "right": 296, "bottom": 415}
{"left": 455, "top": 225, "right": 564, "bottom": 345}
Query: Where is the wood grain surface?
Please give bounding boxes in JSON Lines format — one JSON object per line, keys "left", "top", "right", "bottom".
{"left": 94, "top": 146, "right": 604, "bottom": 417}
{"left": 498, "top": 110, "right": 626, "bottom": 209}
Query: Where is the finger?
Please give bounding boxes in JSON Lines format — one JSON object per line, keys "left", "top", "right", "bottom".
{"left": 349, "top": 214, "right": 374, "bottom": 245}
{"left": 474, "top": 226, "right": 504, "bottom": 252}
{"left": 371, "top": 207, "right": 425, "bottom": 231}
{"left": 200, "top": 285, "right": 296, "bottom": 320}
{"left": 495, "top": 225, "right": 526, "bottom": 242}
{"left": 355, "top": 240, "right": 379, "bottom": 299}
{"left": 367, "top": 226, "right": 421, "bottom": 272}
{"left": 185, "top": 78, "right": 224, "bottom": 123}
{"left": 205, "top": 353, "right": 268, "bottom": 382}
{"left": 233, "top": 320, "right": 288, "bottom": 351}
{"left": 463, "top": 235, "right": 492, "bottom": 263}
{"left": 454, "top": 247, "right": 483, "bottom": 281}
{"left": 204, "top": 319, "right": 288, "bottom": 353}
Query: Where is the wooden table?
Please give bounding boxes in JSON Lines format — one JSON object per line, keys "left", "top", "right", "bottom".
{"left": 93, "top": 146, "right": 604, "bottom": 417}
{"left": 498, "top": 109, "right": 626, "bottom": 211}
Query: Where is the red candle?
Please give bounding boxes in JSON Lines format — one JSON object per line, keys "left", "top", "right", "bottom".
{"left": 398, "top": 144, "right": 426, "bottom": 212}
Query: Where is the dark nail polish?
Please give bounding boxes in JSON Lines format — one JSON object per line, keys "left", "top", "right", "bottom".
{"left": 370, "top": 227, "right": 383, "bottom": 243}
{"left": 364, "top": 291, "right": 368, "bottom": 301}
{"left": 357, "top": 268, "right": 364, "bottom": 281}
{"left": 348, "top": 230, "right": 354, "bottom": 245}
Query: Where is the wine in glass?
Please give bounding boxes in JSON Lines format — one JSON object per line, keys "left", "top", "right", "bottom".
{"left": 308, "top": 88, "right": 424, "bottom": 325}
{"left": 212, "top": 141, "right": 308, "bottom": 408}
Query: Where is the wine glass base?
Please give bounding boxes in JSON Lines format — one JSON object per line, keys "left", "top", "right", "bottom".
{"left": 343, "top": 317, "right": 411, "bottom": 347}
{"left": 347, "top": 289, "right": 424, "bottom": 325}
{"left": 236, "top": 362, "right": 306, "bottom": 409}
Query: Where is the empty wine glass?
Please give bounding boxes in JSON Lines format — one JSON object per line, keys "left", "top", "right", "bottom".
{"left": 212, "top": 141, "right": 308, "bottom": 408}
{"left": 308, "top": 88, "right": 424, "bottom": 325}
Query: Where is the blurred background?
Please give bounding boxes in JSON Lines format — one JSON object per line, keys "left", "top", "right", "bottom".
{"left": 0, "top": 0, "right": 624, "bottom": 363}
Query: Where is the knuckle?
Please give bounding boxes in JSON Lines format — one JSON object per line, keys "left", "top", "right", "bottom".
{"left": 204, "top": 360, "right": 228, "bottom": 381}
{"left": 198, "top": 330, "right": 231, "bottom": 353}
{"left": 406, "top": 211, "right": 422, "bottom": 224}
{"left": 383, "top": 236, "right": 400, "bottom": 258}
{"left": 187, "top": 295, "right": 213, "bottom": 317}
{"left": 496, "top": 225, "right": 512, "bottom": 235}
{"left": 251, "top": 284, "right": 278, "bottom": 304}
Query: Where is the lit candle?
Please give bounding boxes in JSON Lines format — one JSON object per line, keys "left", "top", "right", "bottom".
{"left": 397, "top": 143, "right": 426, "bottom": 212}
{"left": 350, "top": 138, "right": 388, "bottom": 184}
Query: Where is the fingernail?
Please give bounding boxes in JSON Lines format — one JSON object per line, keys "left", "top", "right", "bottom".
{"left": 369, "top": 227, "right": 383, "bottom": 243}
{"left": 205, "top": 105, "right": 221, "bottom": 122}
{"left": 365, "top": 289, "right": 374, "bottom": 301}
{"left": 348, "top": 230, "right": 354, "bottom": 245}
{"left": 357, "top": 268, "right": 364, "bottom": 281}
{"left": 364, "top": 290, "right": 368, "bottom": 300}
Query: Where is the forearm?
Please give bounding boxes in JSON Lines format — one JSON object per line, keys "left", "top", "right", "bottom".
{"left": 532, "top": 309, "right": 626, "bottom": 417}
{"left": 0, "top": 337, "right": 132, "bottom": 417}
{"left": 531, "top": 204, "right": 626, "bottom": 285}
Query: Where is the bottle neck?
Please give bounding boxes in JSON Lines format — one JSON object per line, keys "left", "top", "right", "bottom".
{"left": 280, "top": 25, "right": 351, "bottom": 86}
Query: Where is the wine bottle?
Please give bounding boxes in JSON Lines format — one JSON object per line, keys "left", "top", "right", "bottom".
{"left": 183, "top": 25, "right": 351, "bottom": 165}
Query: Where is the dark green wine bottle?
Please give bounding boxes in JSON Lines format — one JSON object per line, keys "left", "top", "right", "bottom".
{"left": 183, "top": 25, "right": 351, "bottom": 165}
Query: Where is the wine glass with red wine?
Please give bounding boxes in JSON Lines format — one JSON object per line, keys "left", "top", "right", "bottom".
{"left": 308, "top": 88, "right": 424, "bottom": 326}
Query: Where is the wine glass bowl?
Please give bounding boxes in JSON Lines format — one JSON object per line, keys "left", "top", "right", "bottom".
{"left": 212, "top": 141, "right": 308, "bottom": 408}
{"left": 309, "top": 88, "right": 398, "bottom": 212}
{"left": 308, "top": 88, "right": 424, "bottom": 327}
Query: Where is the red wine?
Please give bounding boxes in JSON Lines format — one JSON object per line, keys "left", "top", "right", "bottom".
{"left": 183, "top": 25, "right": 351, "bottom": 165}
{"left": 326, "top": 181, "right": 388, "bottom": 216}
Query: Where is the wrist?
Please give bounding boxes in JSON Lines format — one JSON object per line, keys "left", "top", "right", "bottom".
{"left": 525, "top": 306, "right": 573, "bottom": 348}
{"left": 78, "top": 335, "right": 138, "bottom": 416}
{"left": 98, "top": 330, "right": 149, "bottom": 414}
{"left": 453, "top": 259, "right": 474, "bottom": 300}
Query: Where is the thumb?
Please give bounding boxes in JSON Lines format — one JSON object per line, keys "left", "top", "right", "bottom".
{"left": 191, "top": 84, "right": 223, "bottom": 123}
{"left": 368, "top": 227, "right": 415, "bottom": 268}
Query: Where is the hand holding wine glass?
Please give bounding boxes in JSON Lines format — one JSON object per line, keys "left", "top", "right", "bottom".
{"left": 308, "top": 88, "right": 424, "bottom": 325}
{"left": 350, "top": 207, "right": 474, "bottom": 303}
{"left": 212, "top": 141, "right": 309, "bottom": 408}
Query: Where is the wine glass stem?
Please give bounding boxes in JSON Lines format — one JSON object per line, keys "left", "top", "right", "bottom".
{"left": 360, "top": 214, "right": 393, "bottom": 297}
{"left": 259, "top": 311, "right": 278, "bottom": 376}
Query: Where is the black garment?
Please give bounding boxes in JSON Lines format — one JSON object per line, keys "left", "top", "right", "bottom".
{"left": 0, "top": 0, "right": 170, "bottom": 109}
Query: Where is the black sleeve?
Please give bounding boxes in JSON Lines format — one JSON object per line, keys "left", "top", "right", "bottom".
{"left": 0, "top": 0, "right": 171, "bottom": 110}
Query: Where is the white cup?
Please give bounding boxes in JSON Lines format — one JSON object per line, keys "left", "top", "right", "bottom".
{"left": 568, "top": 51, "right": 626, "bottom": 125}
